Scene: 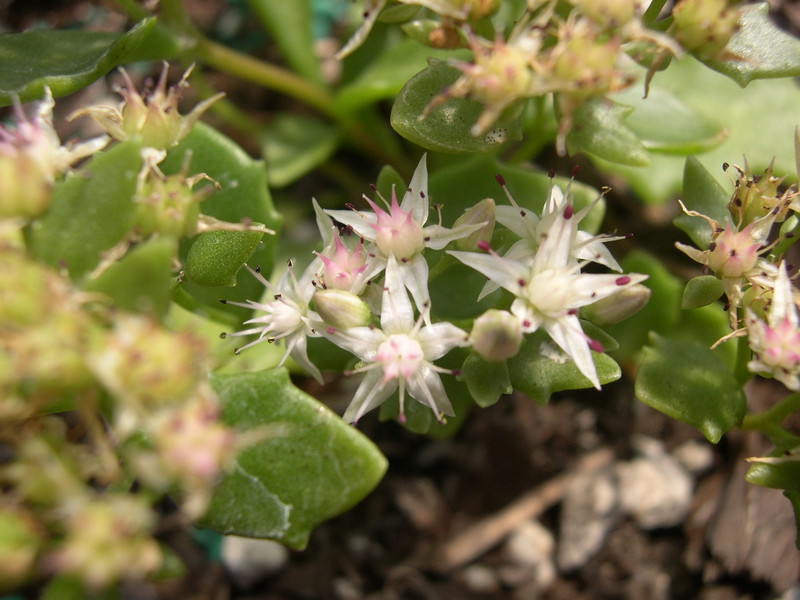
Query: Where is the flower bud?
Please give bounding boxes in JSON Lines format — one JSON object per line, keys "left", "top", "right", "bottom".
{"left": 0, "top": 508, "right": 43, "bottom": 591}
{"left": 454, "top": 198, "right": 495, "bottom": 251}
{"left": 728, "top": 162, "right": 790, "bottom": 225}
{"left": 582, "top": 283, "right": 651, "bottom": 325}
{"left": 148, "top": 387, "right": 235, "bottom": 518}
{"left": 53, "top": 495, "right": 161, "bottom": 589}
{"left": 573, "top": 0, "right": 640, "bottom": 28}
{"left": 314, "top": 289, "right": 372, "bottom": 329}
{"left": 71, "top": 64, "right": 223, "bottom": 151}
{"left": 552, "top": 19, "right": 625, "bottom": 99}
{"left": 672, "top": 0, "right": 739, "bottom": 60}
{"left": 89, "top": 315, "right": 209, "bottom": 434}
{"left": 134, "top": 150, "right": 217, "bottom": 238}
{"left": 706, "top": 224, "right": 759, "bottom": 278}
{"left": 469, "top": 309, "right": 523, "bottom": 362}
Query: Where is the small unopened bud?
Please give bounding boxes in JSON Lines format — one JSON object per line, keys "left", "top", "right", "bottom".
{"left": 0, "top": 508, "right": 43, "bottom": 591}
{"left": 469, "top": 309, "right": 523, "bottom": 362}
{"left": 672, "top": 0, "right": 740, "bottom": 60}
{"left": 582, "top": 283, "right": 651, "bottom": 325}
{"left": 574, "top": 0, "right": 639, "bottom": 28}
{"left": 454, "top": 198, "right": 496, "bottom": 251}
{"left": 314, "top": 289, "right": 372, "bottom": 329}
{"left": 53, "top": 495, "right": 161, "bottom": 589}
{"left": 134, "top": 151, "right": 217, "bottom": 238}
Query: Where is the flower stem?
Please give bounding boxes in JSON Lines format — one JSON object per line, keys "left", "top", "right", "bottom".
{"left": 742, "top": 392, "right": 800, "bottom": 436}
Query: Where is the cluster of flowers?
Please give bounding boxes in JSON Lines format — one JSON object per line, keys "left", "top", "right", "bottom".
{"left": 337, "top": 0, "right": 741, "bottom": 152}
{"left": 676, "top": 156, "right": 800, "bottom": 392}
{"left": 225, "top": 156, "right": 650, "bottom": 423}
{"left": 0, "top": 69, "right": 242, "bottom": 590}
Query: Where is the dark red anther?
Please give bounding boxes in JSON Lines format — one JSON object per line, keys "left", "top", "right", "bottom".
{"left": 615, "top": 276, "right": 631, "bottom": 285}
{"left": 571, "top": 165, "right": 580, "bottom": 178}
{"left": 547, "top": 168, "right": 555, "bottom": 179}
{"left": 345, "top": 202, "right": 357, "bottom": 211}
{"left": 495, "top": 174, "right": 506, "bottom": 186}
{"left": 477, "top": 240, "right": 491, "bottom": 251}
{"left": 588, "top": 339, "right": 604, "bottom": 353}
{"left": 563, "top": 205, "right": 574, "bottom": 219}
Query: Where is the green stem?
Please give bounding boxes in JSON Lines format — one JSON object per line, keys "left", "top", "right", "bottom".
{"left": 733, "top": 324, "right": 753, "bottom": 387}
{"left": 742, "top": 392, "right": 800, "bottom": 435}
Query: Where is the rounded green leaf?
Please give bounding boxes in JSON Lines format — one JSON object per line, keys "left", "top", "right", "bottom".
{"left": 203, "top": 368, "right": 388, "bottom": 550}
{"left": 460, "top": 352, "right": 512, "bottom": 408}
{"left": 705, "top": 3, "right": 800, "bottom": 86}
{"left": 85, "top": 237, "right": 176, "bottom": 319}
{"left": 29, "top": 141, "right": 142, "bottom": 281}
{"left": 615, "top": 86, "right": 727, "bottom": 154}
{"left": 0, "top": 19, "right": 155, "bottom": 105}
{"left": 185, "top": 230, "right": 265, "bottom": 287}
{"left": 674, "top": 156, "right": 730, "bottom": 249}
{"left": 507, "top": 330, "right": 621, "bottom": 405}
{"left": 566, "top": 97, "right": 651, "bottom": 166}
{"left": 390, "top": 60, "right": 521, "bottom": 154}
{"left": 635, "top": 333, "right": 746, "bottom": 443}
{"left": 681, "top": 275, "right": 724, "bottom": 309}
{"left": 262, "top": 113, "right": 339, "bottom": 188}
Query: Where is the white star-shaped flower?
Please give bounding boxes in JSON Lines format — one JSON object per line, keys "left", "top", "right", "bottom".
{"left": 221, "top": 261, "right": 324, "bottom": 383}
{"left": 450, "top": 192, "right": 647, "bottom": 388}
{"left": 322, "top": 255, "right": 469, "bottom": 423}
{"left": 325, "top": 155, "right": 484, "bottom": 319}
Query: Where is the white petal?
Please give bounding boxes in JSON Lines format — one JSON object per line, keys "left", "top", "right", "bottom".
{"left": 343, "top": 370, "right": 397, "bottom": 423}
{"left": 496, "top": 204, "right": 539, "bottom": 238}
{"left": 398, "top": 255, "right": 432, "bottom": 321}
{"left": 424, "top": 222, "right": 486, "bottom": 250}
{"left": 417, "top": 322, "right": 469, "bottom": 360}
{"left": 323, "top": 326, "right": 386, "bottom": 362}
{"left": 545, "top": 316, "right": 600, "bottom": 389}
{"left": 381, "top": 255, "right": 416, "bottom": 333}
{"left": 313, "top": 198, "right": 335, "bottom": 249}
{"left": 771, "top": 262, "right": 799, "bottom": 327}
{"left": 324, "top": 208, "right": 377, "bottom": 242}
{"left": 408, "top": 368, "right": 454, "bottom": 417}
{"left": 570, "top": 272, "right": 649, "bottom": 308}
{"left": 448, "top": 250, "right": 527, "bottom": 295}
{"left": 532, "top": 202, "right": 575, "bottom": 271}
{"left": 401, "top": 154, "right": 429, "bottom": 226}
{"left": 286, "top": 333, "right": 323, "bottom": 384}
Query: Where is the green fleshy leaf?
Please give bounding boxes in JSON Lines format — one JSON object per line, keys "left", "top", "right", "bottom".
{"left": 203, "top": 368, "right": 387, "bottom": 550}
{"left": 460, "top": 352, "right": 512, "bottom": 408}
{"left": 244, "top": 0, "right": 323, "bottom": 85}
{"left": 185, "top": 230, "right": 265, "bottom": 287}
{"left": 390, "top": 60, "right": 522, "bottom": 154}
{"left": 593, "top": 55, "right": 800, "bottom": 205}
{"left": 674, "top": 156, "right": 730, "bottom": 248}
{"left": 159, "top": 123, "right": 283, "bottom": 319}
{"left": 681, "top": 275, "right": 724, "bottom": 309}
{"left": 0, "top": 19, "right": 155, "bottom": 105}
{"left": 635, "top": 333, "right": 746, "bottom": 443}
{"left": 705, "top": 3, "right": 800, "bottom": 86}
{"left": 614, "top": 85, "right": 727, "bottom": 154}
{"left": 85, "top": 237, "right": 176, "bottom": 319}
{"left": 375, "top": 164, "right": 407, "bottom": 200}
{"left": 262, "top": 113, "right": 339, "bottom": 187}
{"left": 507, "top": 330, "right": 621, "bottom": 405}
{"left": 746, "top": 454, "right": 800, "bottom": 492}
{"left": 28, "top": 141, "right": 142, "bottom": 281}
{"left": 335, "top": 39, "right": 467, "bottom": 115}
{"left": 566, "top": 97, "right": 651, "bottom": 166}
